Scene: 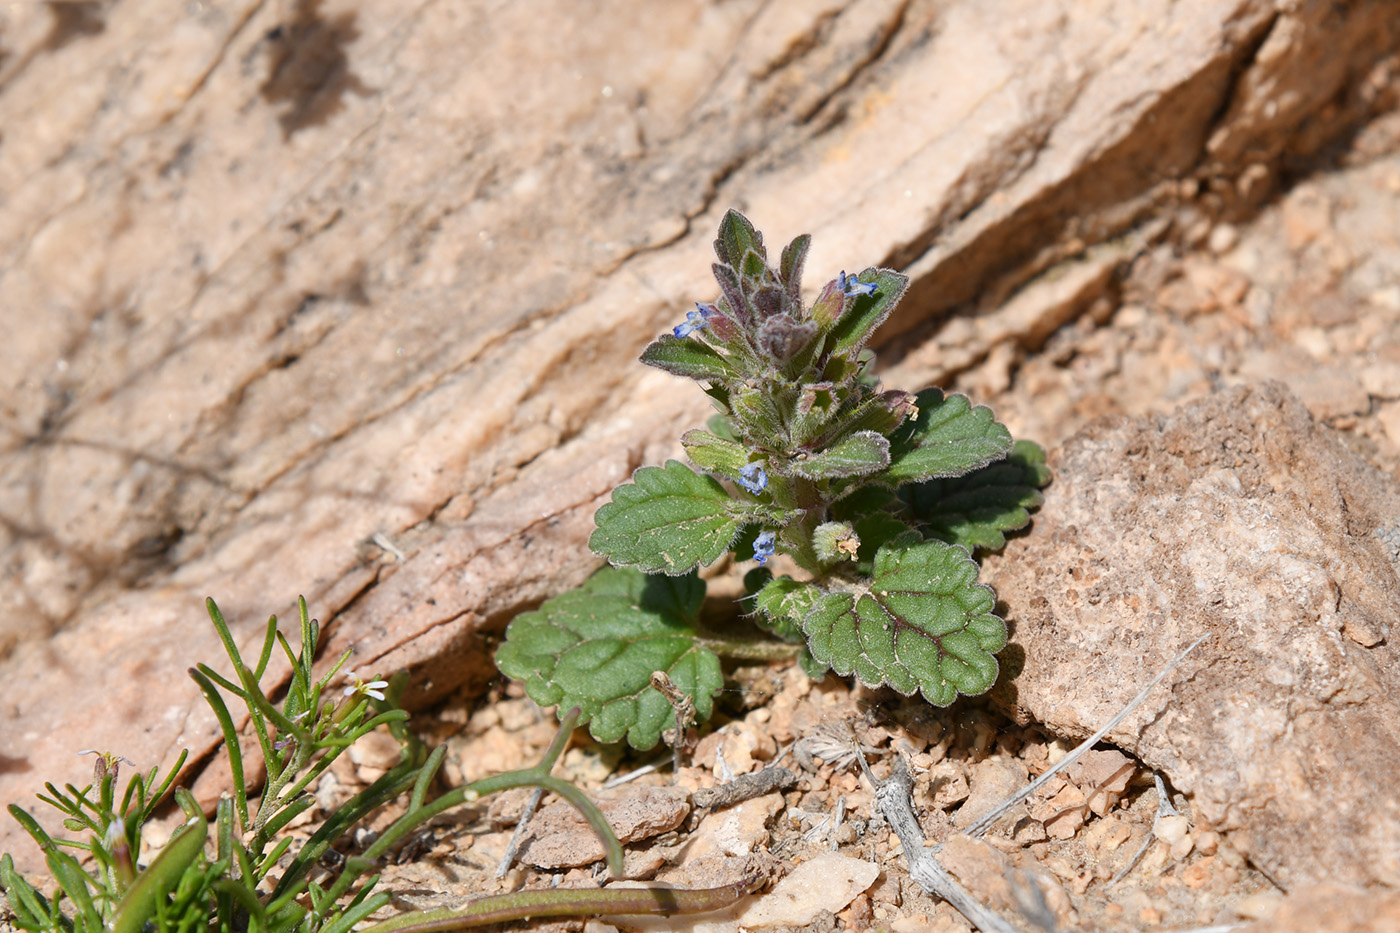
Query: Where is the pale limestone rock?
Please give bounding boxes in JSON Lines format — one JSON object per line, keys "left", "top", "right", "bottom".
{"left": 986, "top": 382, "right": 1400, "bottom": 888}
{"left": 516, "top": 785, "right": 691, "bottom": 870}
{"left": 612, "top": 852, "right": 878, "bottom": 933}
{"left": 951, "top": 755, "right": 1028, "bottom": 829}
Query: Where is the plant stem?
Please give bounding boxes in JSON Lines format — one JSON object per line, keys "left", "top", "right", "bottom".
{"left": 360, "top": 708, "right": 626, "bottom": 879}
{"left": 355, "top": 873, "right": 763, "bottom": 933}
{"left": 697, "top": 637, "right": 805, "bottom": 662}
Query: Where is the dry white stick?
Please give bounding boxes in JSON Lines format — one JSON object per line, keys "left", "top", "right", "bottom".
{"left": 1110, "top": 772, "right": 1180, "bottom": 886}
{"left": 868, "top": 632, "right": 1211, "bottom": 933}
{"left": 602, "top": 759, "right": 666, "bottom": 789}
{"left": 829, "top": 794, "right": 847, "bottom": 851}
{"left": 495, "top": 786, "right": 545, "bottom": 878}
{"left": 964, "top": 633, "right": 1209, "bottom": 840}
{"left": 870, "top": 754, "right": 1024, "bottom": 933}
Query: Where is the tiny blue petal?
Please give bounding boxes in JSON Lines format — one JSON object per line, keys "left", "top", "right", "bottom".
{"left": 839, "top": 270, "right": 877, "bottom": 298}
{"left": 753, "top": 530, "right": 777, "bottom": 565}
{"left": 738, "top": 463, "right": 768, "bottom": 495}
{"left": 672, "top": 306, "right": 712, "bottom": 338}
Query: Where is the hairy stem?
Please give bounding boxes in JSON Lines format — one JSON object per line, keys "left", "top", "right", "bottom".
{"left": 697, "top": 637, "right": 805, "bottom": 662}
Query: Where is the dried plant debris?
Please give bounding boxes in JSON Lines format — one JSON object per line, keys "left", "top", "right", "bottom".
{"left": 353, "top": 651, "right": 1281, "bottom": 933}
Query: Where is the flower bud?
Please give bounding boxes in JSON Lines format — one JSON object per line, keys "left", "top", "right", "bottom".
{"left": 813, "top": 521, "right": 860, "bottom": 563}
{"left": 811, "top": 279, "right": 846, "bottom": 329}
{"left": 882, "top": 390, "right": 919, "bottom": 427}
{"left": 757, "top": 315, "right": 817, "bottom": 362}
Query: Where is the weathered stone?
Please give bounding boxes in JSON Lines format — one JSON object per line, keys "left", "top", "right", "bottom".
{"left": 1239, "top": 883, "right": 1400, "bottom": 933}
{"left": 515, "top": 784, "right": 690, "bottom": 870}
{"left": 610, "top": 852, "right": 878, "bottom": 933}
{"left": 986, "top": 381, "right": 1400, "bottom": 888}
{"left": 951, "top": 755, "right": 1028, "bottom": 829}
{"left": 3, "top": 0, "right": 1399, "bottom": 873}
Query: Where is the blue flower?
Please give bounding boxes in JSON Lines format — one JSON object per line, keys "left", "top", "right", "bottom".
{"left": 839, "top": 270, "right": 877, "bottom": 298}
{"left": 738, "top": 463, "right": 768, "bottom": 495}
{"left": 672, "top": 303, "right": 714, "bottom": 338}
{"left": 753, "top": 530, "right": 777, "bottom": 565}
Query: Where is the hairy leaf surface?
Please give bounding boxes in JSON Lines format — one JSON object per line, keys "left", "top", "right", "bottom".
{"left": 590, "top": 460, "right": 742, "bottom": 574}
{"left": 751, "top": 576, "right": 824, "bottom": 643}
{"left": 802, "top": 540, "right": 1006, "bottom": 705}
{"left": 825, "top": 268, "right": 909, "bottom": 357}
{"left": 640, "top": 334, "right": 737, "bottom": 381}
{"left": 495, "top": 568, "right": 722, "bottom": 749}
{"left": 681, "top": 429, "right": 749, "bottom": 477}
{"left": 884, "top": 389, "right": 1013, "bottom": 485}
{"left": 902, "top": 439, "right": 1050, "bottom": 551}
{"left": 789, "top": 431, "right": 891, "bottom": 480}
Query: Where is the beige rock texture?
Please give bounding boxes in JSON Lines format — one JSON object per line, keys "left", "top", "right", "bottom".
{"left": 3, "top": 0, "right": 1400, "bottom": 888}
{"left": 1239, "top": 883, "right": 1400, "bottom": 933}
{"left": 612, "top": 852, "right": 878, "bottom": 933}
{"left": 514, "top": 784, "right": 691, "bottom": 870}
{"left": 987, "top": 382, "right": 1400, "bottom": 889}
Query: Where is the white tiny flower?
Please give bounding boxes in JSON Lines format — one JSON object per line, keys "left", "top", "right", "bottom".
{"left": 342, "top": 670, "right": 389, "bottom": 702}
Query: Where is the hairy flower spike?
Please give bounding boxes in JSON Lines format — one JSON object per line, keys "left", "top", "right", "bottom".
{"left": 839, "top": 270, "right": 877, "bottom": 298}
{"left": 752, "top": 531, "right": 777, "bottom": 565}
{"left": 738, "top": 463, "right": 768, "bottom": 495}
{"left": 672, "top": 304, "right": 713, "bottom": 338}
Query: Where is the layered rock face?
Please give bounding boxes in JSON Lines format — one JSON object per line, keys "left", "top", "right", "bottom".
{"left": 2, "top": 0, "right": 1399, "bottom": 891}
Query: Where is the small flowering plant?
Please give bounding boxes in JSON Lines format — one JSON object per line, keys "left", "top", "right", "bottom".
{"left": 497, "top": 211, "right": 1049, "bottom": 749}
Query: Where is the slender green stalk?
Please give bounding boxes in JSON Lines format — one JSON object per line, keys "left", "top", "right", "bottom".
{"left": 361, "top": 708, "right": 625, "bottom": 879}
{"left": 110, "top": 811, "right": 207, "bottom": 933}
{"left": 252, "top": 615, "right": 279, "bottom": 682}
{"left": 697, "top": 637, "right": 804, "bottom": 662}
{"left": 189, "top": 667, "right": 250, "bottom": 829}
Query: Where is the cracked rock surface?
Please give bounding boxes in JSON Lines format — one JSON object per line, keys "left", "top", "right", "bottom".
{"left": 3, "top": 4, "right": 1400, "bottom": 922}
{"left": 987, "top": 382, "right": 1400, "bottom": 889}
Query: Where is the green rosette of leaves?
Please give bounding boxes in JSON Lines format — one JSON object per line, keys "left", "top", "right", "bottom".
{"left": 498, "top": 210, "right": 1050, "bottom": 747}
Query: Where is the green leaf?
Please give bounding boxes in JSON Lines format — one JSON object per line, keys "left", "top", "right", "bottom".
{"left": 797, "top": 650, "right": 830, "bottom": 680}
{"left": 640, "top": 335, "right": 737, "bottom": 382}
{"left": 740, "top": 249, "right": 767, "bottom": 279}
{"left": 789, "top": 431, "right": 890, "bottom": 480}
{"left": 830, "top": 484, "right": 898, "bottom": 521}
{"left": 833, "top": 390, "right": 916, "bottom": 441}
{"left": 789, "top": 382, "right": 842, "bottom": 447}
{"left": 744, "top": 504, "right": 807, "bottom": 527}
{"left": 706, "top": 413, "right": 739, "bottom": 442}
{"left": 802, "top": 540, "right": 1006, "bottom": 705}
{"left": 715, "top": 209, "right": 765, "bottom": 267}
{"left": 902, "top": 439, "right": 1050, "bottom": 551}
{"left": 702, "top": 383, "right": 732, "bottom": 413}
{"left": 751, "top": 576, "right": 824, "bottom": 643}
{"left": 780, "top": 234, "right": 811, "bottom": 305}
{"left": 590, "top": 461, "right": 744, "bottom": 575}
{"left": 112, "top": 810, "right": 209, "bottom": 933}
{"left": 730, "top": 386, "right": 785, "bottom": 441}
{"left": 825, "top": 268, "right": 909, "bottom": 357}
{"left": 884, "top": 389, "right": 1013, "bottom": 485}
{"left": 810, "top": 279, "right": 845, "bottom": 330}
{"left": 850, "top": 514, "right": 918, "bottom": 574}
{"left": 681, "top": 430, "right": 749, "bottom": 477}
{"left": 496, "top": 568, "right": 723, "bottom": 749}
